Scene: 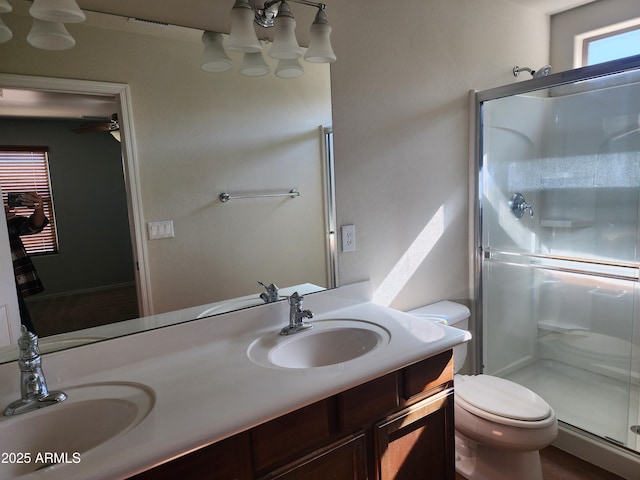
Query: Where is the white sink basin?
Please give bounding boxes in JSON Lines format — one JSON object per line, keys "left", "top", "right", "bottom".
{"left": 0, "top": 382, "right": 154, "bottom": 478}
{"left": 248, "top": 319, "right": 391, "bottom": 369}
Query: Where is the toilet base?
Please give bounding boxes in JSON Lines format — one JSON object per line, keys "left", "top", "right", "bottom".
{"left": 455, "top": 432, "right": 543, "bottom": 480}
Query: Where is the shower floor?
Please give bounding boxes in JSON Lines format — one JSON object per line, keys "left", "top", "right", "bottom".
{"left": 504, "top": 359, "right": 640, "bottom": 451}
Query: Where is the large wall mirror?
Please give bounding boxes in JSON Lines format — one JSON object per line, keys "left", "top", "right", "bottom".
{"left": 0, "top": 1, "right": 335, "bottom": 361}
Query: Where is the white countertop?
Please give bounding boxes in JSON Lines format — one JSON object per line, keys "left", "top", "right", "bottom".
{"left": 0, "top": 282, "right": 470, "bottom": 480}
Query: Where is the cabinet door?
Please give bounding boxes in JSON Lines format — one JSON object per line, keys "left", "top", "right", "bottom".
{"left": 258, "top": 432, "right": 367, "bottom": 480}
{"left": 374, "top": 388, "right": 454, "bottom": 480}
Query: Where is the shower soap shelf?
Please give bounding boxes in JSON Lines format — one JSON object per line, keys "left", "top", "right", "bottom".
{"left": 539, "top": 219, "right": 592, "bottom": 228}
{"left": 538, "top": 319, "right": 589, "bottom": 333}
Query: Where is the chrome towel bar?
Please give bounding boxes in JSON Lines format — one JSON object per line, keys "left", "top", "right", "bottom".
{"left": 219, "top": 188, "right": 300, "bottom": 203}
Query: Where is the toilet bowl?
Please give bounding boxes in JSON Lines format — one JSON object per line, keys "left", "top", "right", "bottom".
{"left": 408, "top": 301, "right": 558, "bottom": 480}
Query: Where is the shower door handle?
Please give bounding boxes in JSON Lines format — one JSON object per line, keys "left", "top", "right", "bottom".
{"left": 509, "top": 193, "right": 534, "bottom": 218}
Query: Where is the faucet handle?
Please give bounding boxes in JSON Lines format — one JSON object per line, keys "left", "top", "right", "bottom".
{"left": 288, "top": 292, "right": 302, "bottom": 306}
{"left": 17, "top": 325, "right": 40, "bottom": 360}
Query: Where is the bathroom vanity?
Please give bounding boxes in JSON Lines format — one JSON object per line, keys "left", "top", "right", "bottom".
{"left": 0, "top": 282, "right": 469, "bottom": 480}
{"left": 131, "top": 350, "right": 454, "bottom": 479}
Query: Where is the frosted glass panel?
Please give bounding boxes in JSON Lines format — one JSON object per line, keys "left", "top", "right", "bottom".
{"left": 482, "top": 81, "right": 640, "bottom": 263}
{"left": 482, "top": 261, "right": 537, "bottom": 375}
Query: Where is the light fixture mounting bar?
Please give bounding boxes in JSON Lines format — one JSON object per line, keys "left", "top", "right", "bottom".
{"left": 251, "top": 0, "right": 326, "bottom": 28}
{"left": 289, "top": 0, "right": 326, "bottom": 9}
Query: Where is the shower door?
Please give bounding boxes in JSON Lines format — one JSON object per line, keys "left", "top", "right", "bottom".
{"left": 476, "top": 65, "right": 640, "bottom": 452}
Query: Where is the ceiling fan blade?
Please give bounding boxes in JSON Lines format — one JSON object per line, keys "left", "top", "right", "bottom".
{"left": 72, "top": 123, "right": 114, "bottom": 134}
{"left": 72, "top": 113, "right": 119, "bottom": 134}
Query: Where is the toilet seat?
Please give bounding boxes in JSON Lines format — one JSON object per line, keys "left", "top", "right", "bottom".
{"left": 455, "top": 375, "right": 555, "bottom": 428}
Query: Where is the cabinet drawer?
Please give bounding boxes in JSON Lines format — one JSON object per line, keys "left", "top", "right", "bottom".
{"left": 252, "top": 400, "right": 331, "bottom": 473}
{"left": 257, "top": 431, "right": 367, "bottom": 480}
{"left": 402, "top": 350, "right": 453, "bottom": 403}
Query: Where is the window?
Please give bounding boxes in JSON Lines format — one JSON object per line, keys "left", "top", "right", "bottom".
{"left": 0, "top": 147, "right": 58, "bottom": 255}
{"left": 576, "top": 18, "right": 640, "bottom": 67}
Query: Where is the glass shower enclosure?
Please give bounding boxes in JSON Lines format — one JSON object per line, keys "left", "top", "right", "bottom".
{"left": 473, "top": 56, "right": 640, "bottom": 455}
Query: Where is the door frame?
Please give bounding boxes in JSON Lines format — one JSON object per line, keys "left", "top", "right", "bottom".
{"left": 0, "top": 73, "right": 152, "bottom": 319}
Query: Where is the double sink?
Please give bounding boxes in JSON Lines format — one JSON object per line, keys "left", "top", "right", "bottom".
{"left": 1, "top": 316, "right": 390, "bottom": 477}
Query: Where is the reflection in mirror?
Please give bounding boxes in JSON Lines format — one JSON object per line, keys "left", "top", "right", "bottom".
{"left": 0, "top": 3, "right": 334, "bottom": 362}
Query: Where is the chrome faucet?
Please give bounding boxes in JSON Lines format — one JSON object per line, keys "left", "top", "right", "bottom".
{"left": 3, "top": 326, "right": 67, "bottom": 416}
{"left": 258, "top": 281, "right": 280, "bottom": 303}
{"left": 280, "top": 292, "right": 313, "bottom": 335}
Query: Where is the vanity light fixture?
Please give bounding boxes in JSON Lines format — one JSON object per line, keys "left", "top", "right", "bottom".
{"left": 218, "top": 0, "right": 335, "bottom": 78}
{"left": 240, "top": 50, "right": 271, "bottom": 76}
{"left": 268, "top": 1, "right": 302, "bottom": 60}
{"left": 275, "top": 57, "right": 304, "bottom": 78}
{"left": 0, "top": 0, "right": 86, "bottom": 50}
{"left": 0, "top": 0, "right": 11, "bottom": 43}
{"left": 30, "top": 0, "right": 86, "bottom": 24}
{"left": 27, "top": 19, "right": 76, "bottom": 50}
{"left": 201, "top": 31, "right": 233, "bottom": 72}
{"left": 227, "top": 0, "right": 262, "bottom": 53}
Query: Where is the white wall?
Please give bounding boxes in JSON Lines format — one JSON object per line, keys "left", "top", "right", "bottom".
{"left": 329, "top": 0, "right": 549, "bottom": 311}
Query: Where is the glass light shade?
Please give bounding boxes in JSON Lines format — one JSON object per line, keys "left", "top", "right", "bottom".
{"left": 303, "top": 10, "right": 336, "bottom": 63}
{"left": 27, "top": 19, "right": 76, "bottom": 50}
{"left": 201, "top": 31, "right": 232, "bottom": 72}
{"left": 0, "top": 0, "right": 12, "bottom": 14}
{"left": 0, "top": 17, "right": 11, "bottom": 43}
{"left": 240, "top": 51, "right": 271, "bottom": 77}
{"left": 269, "top": 3, "right": 302, "bottom": 60}
{"left": 226, "top": 0, "right": 261, "bottom": 53}
{"left": 275, "top": 58, "right": 304, "bottom": 79}
{"left": 30, "top": 0, "right": 86, "bottom": 24}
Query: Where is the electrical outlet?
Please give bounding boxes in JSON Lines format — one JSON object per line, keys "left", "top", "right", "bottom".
{"left": 341, "top": 224, "right": 356, "bottom": 252}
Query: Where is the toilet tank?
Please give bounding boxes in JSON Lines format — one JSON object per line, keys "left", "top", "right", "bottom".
{"left": 408, "top": 300, "right": 470, "bottom": 373}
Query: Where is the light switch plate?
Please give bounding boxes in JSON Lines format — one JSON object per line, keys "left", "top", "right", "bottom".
{"left": 341, "top": 224, "right": 356, "bottom": 252}
{"left": 147, "top": 220, "right": 175, "bottom": 240}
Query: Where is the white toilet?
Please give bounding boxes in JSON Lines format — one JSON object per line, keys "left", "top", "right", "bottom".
{"left": 409, "top": 301, "right": 558, "bottom": 480}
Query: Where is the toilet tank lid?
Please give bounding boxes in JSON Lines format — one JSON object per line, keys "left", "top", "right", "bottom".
{"left": 407, "top": 300, "right": 470, "bottom": 325}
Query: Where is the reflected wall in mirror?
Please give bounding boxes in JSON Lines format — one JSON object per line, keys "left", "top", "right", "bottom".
{"left": 0, "top": 2, "right": 334, "bottom": 361}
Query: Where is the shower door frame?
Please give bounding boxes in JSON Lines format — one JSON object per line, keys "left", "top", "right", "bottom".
{"left": 470, "top": 53, "right": 640, "bottom": 375}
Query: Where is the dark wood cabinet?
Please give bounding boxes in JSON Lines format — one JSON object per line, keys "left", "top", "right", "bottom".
{"left": 129, "top": 350, "right": 454, "bottom": 480}
{"left": 375, "top": 389, "right": 455, "bottom": 480}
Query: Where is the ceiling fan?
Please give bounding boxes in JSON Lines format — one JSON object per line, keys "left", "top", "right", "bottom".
{"left": 72, "top": 113, "right": 119, "bottom": 133}
{"left": 71, "top": 113, "right": 121, "bottom": 141}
